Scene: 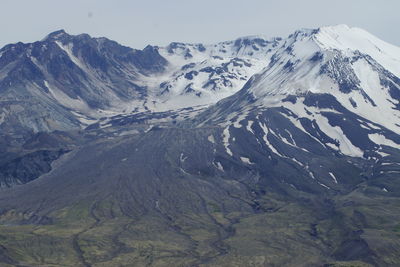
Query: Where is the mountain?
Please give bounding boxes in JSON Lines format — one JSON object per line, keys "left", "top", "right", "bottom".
{"left": 153, "top": 35, "right": 282, "bottom": 109}
{"left": 0, "top": 30, "right": 281, "bottom": 139}
{"left": 196, "top": 24, "right": 400, "bottom": 158}
{"left": 0, "top": 25, "right": 400, "bottom": 267}
{"left": 0, "top": 29, "right": 169, "bottom": 139}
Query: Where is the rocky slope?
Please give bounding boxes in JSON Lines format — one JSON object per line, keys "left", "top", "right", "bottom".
{"left": 0, "top": 25, "right": 399, "bottom": 266}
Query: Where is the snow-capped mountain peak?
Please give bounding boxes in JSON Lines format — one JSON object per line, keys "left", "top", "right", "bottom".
{"left": 313, "top": 24, "right": 400, "bottom": 76}
{"left": 41, "top": 29, "right": 69, "bottom": 41}
{"left": 195, "top": 25, "right": 400, "bottom": 163}
{"left": 246, "top": 24, "right": 400, "bottom": 99}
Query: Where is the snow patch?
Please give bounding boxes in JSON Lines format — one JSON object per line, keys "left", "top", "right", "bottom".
{"left": 180, "top": 153, "right": 188, "bottom": 162}
{"left": 368, "top": 133, "right": 400, "bottom": 150}
{"left": 240, "top": 157, "right": 253, "bottom": 164}
{"left": 259, "top": 122, "right": 284, "bottom": 157}
{"left": 318, "top": 182, "right": 331, "bottom": 189}
{"left": 0, "top": 113, "right": 5, "bottom": 125}
{"left": 214, "top": 161, "right": 224, "bottom": 172}
{"left": 222, "top": 127, "right": 233, "bottom": 156}
{"left": 329, "top": 172, "right": 338, "bottom": 184}
{"left": 207, "top": 134, "right": 215, "bottom": 144}
{"left": 246, "top": 120, "right": 255, "bottom": 134}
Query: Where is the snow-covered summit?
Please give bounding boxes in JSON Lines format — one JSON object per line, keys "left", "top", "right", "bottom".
{"left": 1, "top": 25, "right": 399, "bottom": 136}
{"left": 232, "top": 24, "right": 400, "bottom": 133}
{"left": 313, "top": 24, "right": 400, "bottom": 76}
{"left": 42, "top": 29, "right": 69, "bottom": 41}
{"left": 196, "top": 25, "right": 400, "bottom": 161}
{"left": 247, "top": 24, "right": 399, "bottom": 97}
{"left": 140, "top": 34, "right": 283, "bottom": 111}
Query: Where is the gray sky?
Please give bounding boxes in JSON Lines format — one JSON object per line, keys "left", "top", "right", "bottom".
{"left": 1, "top": 0, "right": 399, "bottom": 49}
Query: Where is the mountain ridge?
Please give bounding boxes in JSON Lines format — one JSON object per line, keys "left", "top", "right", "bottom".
{"left": 1, "top": 24, "right": 398, "bottom": 136}
{"left": 0, "top": 24, "right": 400, "bottom": 266}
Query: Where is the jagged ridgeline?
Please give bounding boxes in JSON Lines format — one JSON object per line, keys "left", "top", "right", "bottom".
{"left": 0, "top": 25, "right": 400, "bottom": 267}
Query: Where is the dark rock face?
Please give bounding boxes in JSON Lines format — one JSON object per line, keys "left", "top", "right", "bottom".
{"left": 310, "top": 51, "right": 324, "bottom": 62}
{"left": 234, "top": 37, "right": 270, "bottom": 50}
{"left": 320, "top": 51, "right": 361, "bottom": 93}
{"left": 128, "top": 45, "right": 167, "bottom": 74}
{"left": 0, "top": 149, "right": 69, "bottom": 187}
{"left": 303, "top": 93, "right": 347, "bottom": 112}
{"left": 184, "top": 70, "right": 198, "bottom": 80}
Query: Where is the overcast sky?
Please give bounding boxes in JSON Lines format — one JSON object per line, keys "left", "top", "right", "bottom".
{"left": 1, "top": 0, "right": 399, "bottom": 49}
